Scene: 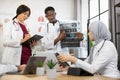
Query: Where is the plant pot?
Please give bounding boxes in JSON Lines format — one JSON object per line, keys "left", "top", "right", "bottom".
{"left": 46, "top": 69, "right": 57, "bottom": 78}
{"left": 36, "top": 67, "right": 45, "bottom": 76}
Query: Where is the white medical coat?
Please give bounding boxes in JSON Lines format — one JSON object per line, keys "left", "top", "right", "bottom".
{"left": 40, "top": 21, "right": 69, "bottom": 54}
{"left": 2, "top": 19, "right": 23, "bottom": 65}
{"left": 0, "top": 64, "right": 18, "bottom": 75}
{"left": 75, "top": 40, "right": 120, "bottom": 78}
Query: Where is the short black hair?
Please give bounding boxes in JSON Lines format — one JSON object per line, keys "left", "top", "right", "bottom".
{"left": 44, "top": 6, "right": 55, "bottom": 14}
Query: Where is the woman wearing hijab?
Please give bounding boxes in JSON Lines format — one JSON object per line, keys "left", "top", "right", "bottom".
{"left": 2, "top": 4, "right": 35, "bottom": 65}
{"left": 57, "top": 21, "right": 120, "bottom": 78}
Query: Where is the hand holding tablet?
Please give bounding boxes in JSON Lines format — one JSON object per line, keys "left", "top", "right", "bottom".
{"left": 21, "top": 34, "right": 43, "bottom": 46}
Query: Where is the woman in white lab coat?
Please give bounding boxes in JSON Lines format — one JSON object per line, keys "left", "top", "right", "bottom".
{"left": 2, "top": 4, "right": 31, "bottom": 65}
{"left": 58, "top": 21, "right": 120, "bottom": 78}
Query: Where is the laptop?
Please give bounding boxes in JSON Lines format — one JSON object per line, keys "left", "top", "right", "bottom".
{"left": 6, "top": 56, "right": 46, "bottom": 75}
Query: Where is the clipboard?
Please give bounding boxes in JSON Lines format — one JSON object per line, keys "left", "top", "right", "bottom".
{"left": 21, "top": 34, "right": 43, "bottom": 46}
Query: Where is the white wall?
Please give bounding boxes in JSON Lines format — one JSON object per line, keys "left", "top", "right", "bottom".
{"left": 0, "top": 0, "right": 76, "bottom": 35}
{"left": 80, "top": 0, "right": 88, "bottom": 58}
{"left": 81, "top": 0, "right": 88, "bottom": 34}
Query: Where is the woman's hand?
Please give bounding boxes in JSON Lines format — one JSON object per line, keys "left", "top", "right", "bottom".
{"left": 24, "top": 34, "right": 31, "bottom": 40}
{"left": 21, "top": 34, "right": 31, "bottom": 43}
{"left": 30, "top": 40, "right": 38, "bottom": 47}
{"left": 57, "top": 54, "right": 77, "bottom": 63}
{"left": 16, "top": 64, "right": 26, "bottom": 71}
{"left": 59, "top": 65, "right": 69, "bottom": 71}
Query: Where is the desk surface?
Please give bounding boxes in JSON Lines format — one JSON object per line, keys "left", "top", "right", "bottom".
{"left": 1, "top": 73, "right": 120, "bottom": 80}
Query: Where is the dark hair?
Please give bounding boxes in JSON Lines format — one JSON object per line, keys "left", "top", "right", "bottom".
{"left": 44, "top": 6, "right": 55, "bottom": 14}
{"left": 13, "top": 4, "right": 31, "bottom": 20}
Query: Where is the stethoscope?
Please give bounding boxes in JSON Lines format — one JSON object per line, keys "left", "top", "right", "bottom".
{"left": 93, "top": 39, "right": 106, "bottom": 60}
{"left": 13, "top": 20, "right": 20, "bottom": 31}
{"left": 47, "top": 20, "right": 60, "bottom": 33}
{"left": 92, "top": 39, "right": 106, "bottom": 75}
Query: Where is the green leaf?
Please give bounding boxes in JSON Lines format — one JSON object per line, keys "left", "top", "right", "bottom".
{"left": 38, "top": 61, "right": 44, "bottom": 67}
{"left": 46, "top": 59, "right": 57, "bottom": 69}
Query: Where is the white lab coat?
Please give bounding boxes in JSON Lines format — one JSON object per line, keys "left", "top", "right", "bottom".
{"left": 39, "top": 21, "right": 69, "bottom": 54}
{"left": 0, "top": 64, "right": 18, "bottom": 75}
{"left": 75, "top": 40, "right": 120, "bottom": 78}
{"left": 2, "top": 19, "right": 23, "bottom": 65}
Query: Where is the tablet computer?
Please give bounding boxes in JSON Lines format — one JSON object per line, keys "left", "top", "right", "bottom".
{"left": 21, "top": 34, "right": 43, "bottom": 46}
{"left": 6, "top": 56, "right": 46, "bottom": 75}
{"left": 23, "top": 56, "right": 46, "bottom": 74}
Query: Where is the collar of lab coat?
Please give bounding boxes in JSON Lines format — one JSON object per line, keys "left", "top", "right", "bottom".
{"left": 94, "top": 40, "right": 105, "bottom": 50}
{"left": 13, "top": 18, "right": 19, "bottom": 23}
{"left": 48, "top": 21, "right": 60, "bottom": 26}
{"left": 92, "top": 40, "right": 106, "bottom": 58}
{"left": 13, "top": 19, "right": 27, "bottom": 27}
{"left": 47, "top": 21, "right": 60, "bottom": 33}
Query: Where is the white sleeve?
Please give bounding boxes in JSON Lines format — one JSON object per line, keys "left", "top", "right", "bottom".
{"left": 40, "top": 25, "right": 55, "bottom": 50}
{"left": 74, "top": 45, "right": 113, "bottom": 74}
{"left": 0, "top": 64, "right": 18, "bottom": 75}
{"left": 84, "top": 57, "right": 89, "bottom": 62}
{"left": 41, "top": 34, "right": 55, "bottom": 50}
{"left": 3, "top": 22, "right": 21, "bottom": 47}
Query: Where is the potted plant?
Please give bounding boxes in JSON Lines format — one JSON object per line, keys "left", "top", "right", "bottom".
{"left": 46, "top": 59, "right": 57, "bottom": 78}
{"left": 36, "top": 61, "right": 45, "bottom": 76}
